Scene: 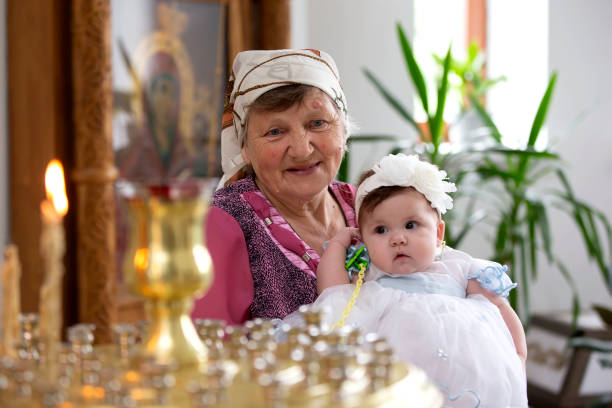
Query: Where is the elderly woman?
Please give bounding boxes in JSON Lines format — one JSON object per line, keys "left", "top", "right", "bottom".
{"left": 192, "top": 49, "right": 357, "bottom": 324}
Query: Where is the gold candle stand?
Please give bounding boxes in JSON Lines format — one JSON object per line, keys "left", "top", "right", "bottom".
{"left": 118, "top": 180, "right": 216, "bottom": 368}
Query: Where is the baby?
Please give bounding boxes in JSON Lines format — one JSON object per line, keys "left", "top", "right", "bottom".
{"left": 313, "top": 153, "right": 527, "bottom": 407}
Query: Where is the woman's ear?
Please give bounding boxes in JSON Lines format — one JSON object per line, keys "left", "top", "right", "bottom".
{"left": 240, "top": 143, "right": 251, "bottom": 166}
{"left": 437, "top": 220, "right": 446, "bottom": 245}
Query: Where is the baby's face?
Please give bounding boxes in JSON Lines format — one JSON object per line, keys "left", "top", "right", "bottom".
{"left": 360, "top": 189, "right": 444, "bottom": 275}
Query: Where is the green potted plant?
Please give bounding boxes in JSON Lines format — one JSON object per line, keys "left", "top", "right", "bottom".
{"left": 433, "top": 41, "right": 506, "bottom": 112}
{"left": 361, "top": 22, "right": 612, "bottom": 324}
{"left": 362, "top": 23, "right": 484, "bottom": 251}
{"left": 470, "top": 85, "right": 612, "bottom": 324}
{"left": 433, "top": 42, "right": 505, "bottom": 149}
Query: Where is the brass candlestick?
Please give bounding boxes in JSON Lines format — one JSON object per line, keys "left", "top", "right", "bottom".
{"left": 118, "top": 180, "right": 216, "bottom": 368}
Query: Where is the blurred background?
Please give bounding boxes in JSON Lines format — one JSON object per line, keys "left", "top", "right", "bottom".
{"left": 0, "top": 0, "right": 611, "bottom": 404}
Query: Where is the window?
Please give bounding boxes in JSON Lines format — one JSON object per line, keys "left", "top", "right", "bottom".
{"left": 413, "top": 0, "right": 549, "bottom": 148}
{"left": 487, "top": 1, "right": 549, "bottom": 148}
{"left": 413, "top": 0, "right": 468, "bottom": 123}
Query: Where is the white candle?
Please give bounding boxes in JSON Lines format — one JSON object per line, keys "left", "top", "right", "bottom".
{"left": 39, "top": 160, "right": 68, "bottom": 346}
{"left": 1, "top": 245, "right": 22, "bottom": 357}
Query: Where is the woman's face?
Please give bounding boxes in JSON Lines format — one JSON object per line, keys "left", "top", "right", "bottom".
{"left": 241, "top": 88, "right": 346, "bottom": 202}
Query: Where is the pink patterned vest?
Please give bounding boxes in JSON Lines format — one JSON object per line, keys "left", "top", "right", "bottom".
{"left": 212, "top": 177, "right": 357, "bottom": 319}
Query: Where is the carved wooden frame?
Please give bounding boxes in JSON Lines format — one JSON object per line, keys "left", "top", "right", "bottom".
{"left": 71, "top": 0, "right": 117, "bottom": 344}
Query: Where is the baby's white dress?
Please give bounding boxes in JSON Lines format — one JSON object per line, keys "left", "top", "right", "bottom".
{"left": 302, "top": 247, "right": 527, "bottom": 408}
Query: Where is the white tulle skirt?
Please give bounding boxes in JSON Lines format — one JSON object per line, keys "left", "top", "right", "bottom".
{"left": 298, "top": 282, "right": 527, "bottom": 408}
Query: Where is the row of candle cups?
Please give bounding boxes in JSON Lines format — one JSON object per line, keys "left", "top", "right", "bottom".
{"left": 0, "top": 306, "right": 427, "bottom": 407}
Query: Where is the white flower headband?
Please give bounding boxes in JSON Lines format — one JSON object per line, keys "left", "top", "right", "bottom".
{"left": 355, "top": 153, "right": 457, "bottom": 218}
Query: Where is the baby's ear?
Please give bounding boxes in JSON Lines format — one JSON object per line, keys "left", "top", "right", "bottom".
{"left": 437, "top": 220, "right": 445, "bottom": 244}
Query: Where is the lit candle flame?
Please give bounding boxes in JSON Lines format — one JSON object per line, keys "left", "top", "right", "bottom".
{"left": 133, "top": 248, "right": 150, "bottom": 271}
{"left": 44, "top": 159, "right": 68, "bottom": 216}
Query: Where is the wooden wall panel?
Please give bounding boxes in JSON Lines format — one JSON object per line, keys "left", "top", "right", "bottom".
{"left": 228, "top": 0, "right": 252, "bottom": 63}
{"left": 7, "top": 0, "right": 74, "bottom": 318}
{"left": 228, "top": 0, "right": 291, "bottom": 61}
{"left": 8, "top": 0, "right": 117, "bottom": 342}
{"left": 261, "top": 0, "right": 290, "bottom": 49}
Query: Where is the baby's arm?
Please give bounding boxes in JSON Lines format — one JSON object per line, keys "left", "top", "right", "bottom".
{"left": 316, "top": 227, "right": 359, "bottom": 294}
{"left": 467, "top": 280, "right": 527, "bottom": 367}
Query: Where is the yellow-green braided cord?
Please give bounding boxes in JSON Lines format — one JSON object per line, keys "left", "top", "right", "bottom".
{"left": 330, "top": 263, "right": 367, "bottom": 330}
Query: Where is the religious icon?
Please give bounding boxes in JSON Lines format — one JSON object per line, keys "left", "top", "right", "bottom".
{"left": 112, "top": 0, "right": 227, "bottom": 290}
{"left": 112, "top": 0, "right": 226, "bottom": 182}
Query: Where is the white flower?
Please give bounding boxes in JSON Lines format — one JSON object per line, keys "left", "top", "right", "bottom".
{"left": 376, "top": 154, "right": 417, "bottom": 185}
{"left": 356, "top": 153, "right": 457, "bottom": 216}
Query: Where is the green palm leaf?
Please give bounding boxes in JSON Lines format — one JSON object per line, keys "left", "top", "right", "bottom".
{"left": 527, "top": 203, "right": 537, "bottom": 279}
{"left": 363, "top": 69, "right": 422, "bottom": 138}
{"left": 554, "top": 260, "right": 581, "bottom": 332}
{"left": 479, "top": 147, "right": 559, "bottom": 160}
{"left": 431, "top": 45, "right": 452, "bottom": 150}
{"left": 535, "top": 202, "right": 553, "bottom": 263}
{"left": 397, "top": 23, "right": 429, "bottom": 114}
{"left": 517, "top": 73, "right": 558, "bottom": 182}
{"left": 519, "top": 238, "right": 530, "bottom": 321}
{"left": 469, "top": 95, "right": 502, "bottom": 143}
{"left": 528, "top": 72, "right": 557, "bottom": 147}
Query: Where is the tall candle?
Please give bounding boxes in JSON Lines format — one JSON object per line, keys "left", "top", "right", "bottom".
{"left": 39, "top": 159, "right": 68, "bottom": 346}
{"left": 0, "top": 245, "right": 22, "bottom": 357}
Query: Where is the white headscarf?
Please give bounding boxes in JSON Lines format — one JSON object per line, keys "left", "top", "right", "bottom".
{"left": 355, "top": 154, "right": 457, "bottom": 218}
{"left": 219, "top": 49, "right": 348, "bottom": 188}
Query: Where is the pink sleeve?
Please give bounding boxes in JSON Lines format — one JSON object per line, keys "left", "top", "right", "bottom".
{"left": 191, "top": 206, "right": 253, "bottom": 325}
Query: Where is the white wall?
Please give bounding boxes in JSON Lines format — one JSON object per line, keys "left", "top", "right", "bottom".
{"left": 292, "top": 0, "right": 612, "bottom": 314}
{"left": 291, "top": 0, "right": 415, "bottom": 180}
{"left": 530, "top": 0, "right": 612, "bottom": 312}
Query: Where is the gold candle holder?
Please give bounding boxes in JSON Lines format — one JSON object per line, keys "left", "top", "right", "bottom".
{"left": 118, "top": 180, "right": 216, "bottom": 369}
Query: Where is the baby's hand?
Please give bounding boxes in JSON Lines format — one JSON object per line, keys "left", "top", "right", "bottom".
{"left": 328, "top": 227, "right": 360, "bottom": 249}
{"left": 467, "top": 279, "right": 506, "bottom": 307}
